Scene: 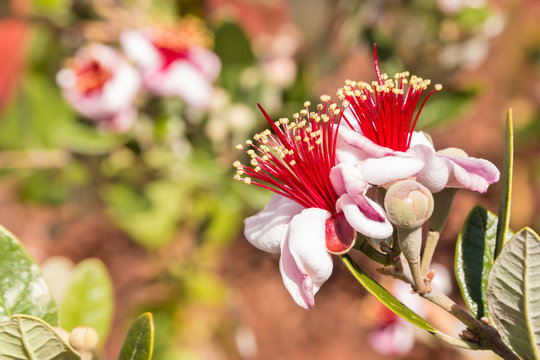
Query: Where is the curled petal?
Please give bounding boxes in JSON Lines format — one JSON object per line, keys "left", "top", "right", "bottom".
{"left": 244, "top": 194, "right": 303, "bottom": 254}
{"left": 441, "top": 154, "right": 500, "bottom": 193}
{"left": 337, "top": 194, "right": 393, "bottom": 239}
{"left": 360, "top": 156, "right": 424, "bottom": 186}
{"left": 330, "top": 163, "right": 369, "bottom": 197}
{"left": 336, "top": 127, "right": 424, "bottom": 185}
{"left": 279, "top": 208, "right": 332, "bottom": 309}
{"left": 337, "top": 126, "right": 394, "bottom": 162}
{"left": 407, "top": 145, "right": 451, "bottom": 193}
{"left": 409, "top": 145, "right": 500, "bottom": 193}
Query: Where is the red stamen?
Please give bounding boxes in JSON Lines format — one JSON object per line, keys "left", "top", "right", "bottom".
{"left": 73, "top": 59, "right": 112, "bottom": 96}
{"left": 337, "top": 45, "right": 441, "bottom": 152}
{"left": 234, "top": 99, "right": 342, "bottom": 213}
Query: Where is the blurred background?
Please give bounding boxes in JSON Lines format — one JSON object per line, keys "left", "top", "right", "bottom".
{"left": 0, "top": 0, "right": 539, "bottom": 359}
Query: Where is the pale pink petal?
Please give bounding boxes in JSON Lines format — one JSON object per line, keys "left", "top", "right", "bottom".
{"left": 187, "top": 47, "right": 221, "bottom": 81}
{"left": 407, "top": 145, "right": 451, "bottom": 193}
{"left": 368, "top": 320, "right": 415, "bottom": 355}
{"left": 337, "top": 194, "right": 393, "bottom": 239}
{"left": 337, "top": 126, "right": 395, "bottom": 161}
{"left": 440, "top": 154, "right": 500, "bottom": 193}
{"left": 360, "top": 156, "right": 424, "bottom": 185}
{"left": 410, "top": 131, "right": 434, "bottom": 148}
{"left": 101, "top": 107, "right": 137, "bottom": 132}
{"left": 144, "top": 60, "right": 214, "bottom": 108}
{"left": 329, "top": 163, "right": 368, "bottom": 197}
{"left": 120, "top": 30, "right": 161, "bottom": 70}
{"left": 244, "top": 194, "right": 303, "bottom": 254}
{"left": 101, "top": 62, "right": 141, "bottom": 111}
{"left": 279, "top": 208, "right": 332, "bottom": 309}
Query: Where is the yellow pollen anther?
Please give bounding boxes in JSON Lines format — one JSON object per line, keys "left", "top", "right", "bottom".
{"left": 435, "top": 84, "right": 442, "bottom": 91}
{"left": 289, "top": 160, "right": 296, "bottom": 166}
{"left": 243, "top": 177, "right": 252, "bottom": 184}
{"left": 233, "top": 160, "right": 241, "bottom": 167}
{"left": 235, "top": 144, "right": 243, "bottom": 150}
{"left": 304, "top": 101, "right": 311, "bottom": 107}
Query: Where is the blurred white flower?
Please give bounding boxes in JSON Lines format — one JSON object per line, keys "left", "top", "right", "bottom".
{"left": 120, "top": 19, "right": 221, "bottom": 109}
{"left": 56, "top": 44, "right": 141, "bottom": 132}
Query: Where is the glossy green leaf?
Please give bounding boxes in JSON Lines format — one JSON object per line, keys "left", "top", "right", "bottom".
{"left": 341, "top": 254, "right": 435, "bottom": 332}
{"left": 0, "top": 225, "right": 57, "bottom": 325}
{"left": 487, "top": 228, "right": 540, "bottom": 360}
{"left": 59, "top": 258, "right": 114, "bottom": 345}
{"left": 455, "top": 206, "right": 513, "bottom": 319}
{"left": 118, "top": 312, "right": 155, "bottom": 360}
{"left": 495, "top": 109, "right": 513, "bottom": 258}
{"left": 0, "top": 314, "right": 80, "bottom": 360}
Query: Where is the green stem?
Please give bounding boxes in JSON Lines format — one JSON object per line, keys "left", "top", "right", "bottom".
{"left": 431, "top": 330, "right": 483, "bottom": 350}
{"left": 421, "top": 231, "right": 440, "bottom": 275}
{"left": 345, "top": 255, "right": 519, "bottom": 359}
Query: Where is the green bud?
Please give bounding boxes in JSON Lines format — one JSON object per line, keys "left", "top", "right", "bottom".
{"left": 384, "top": 179, "right": 434, "bottom": 230}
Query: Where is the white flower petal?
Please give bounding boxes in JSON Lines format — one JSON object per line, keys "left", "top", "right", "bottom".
{"left": 188, "top": 47, "right": 221, "bottom": 81}
{"left": 279, "top": 208, "right": 332, "bottom": 309}
{"left": 120, "top": 30, "right": 162, "bottom": 70}
{"left": 244, "top": 194, "right": 303, "bottom": 254}
{"left": 360, "top": 156, "right": 424, "bottom": 185}
{"left": 144, "top": 60, "right": 214, "bottom": 108}
{"left": 337, "top": 194, "right": 393, "bottom": 239}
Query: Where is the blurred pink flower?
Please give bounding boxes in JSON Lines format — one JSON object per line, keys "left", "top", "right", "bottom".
{"left": 367, "top": 264, "right": 453, "bottom": 355}
{"left": 335, "top": 46, "right": 499, "bottom": 194}
{"left": 56, "top": 44, "right": 141, "bottom": 132}
{"left": 235, "top": 101, "right": 392, "bottom": 309}
{"left": 120, "top": 19, "right": 221, "bottom": 108}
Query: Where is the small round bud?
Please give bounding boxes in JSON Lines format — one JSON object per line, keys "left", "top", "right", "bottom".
{"left": 384, "top": 180, "right": 434, "bottom": 229}
{"left": 69, "top": 326, "right": 99, "bottom": 353}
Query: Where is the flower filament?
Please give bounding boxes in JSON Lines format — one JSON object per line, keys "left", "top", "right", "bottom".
{"left": 234, "top": 97, "right": 342, "bottom": 213}
{"left": 337, "top": 46, "right": 442, "bottom": 152}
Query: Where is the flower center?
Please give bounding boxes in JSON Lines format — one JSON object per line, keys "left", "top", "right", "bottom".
{"left": 337, "top": 45, "right": 441, "bottom": 152}
{"left": 72, "top": 59, "right": 112, "bottom": 96}
{"left": 234, "top": 97, "right": 342, "bottom": 213}
{"left": 149, "top": 19, "right": 213, "bottom": 68}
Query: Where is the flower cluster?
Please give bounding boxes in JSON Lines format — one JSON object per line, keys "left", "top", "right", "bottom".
{"left": 57, "top": 18, "right": 221, "bottom": 132}
{"left": 235, "top": 46, "right": 500, "bottom": 309}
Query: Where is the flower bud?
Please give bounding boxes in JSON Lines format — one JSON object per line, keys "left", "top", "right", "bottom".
{"left": 384, "top": 180, "right": 434, "bottom": 230}
{"left": 325, "top": 212, "right": 356, "bottom": 254}
{"left": 69, "top": 326, "right": 99, "bottom": 353}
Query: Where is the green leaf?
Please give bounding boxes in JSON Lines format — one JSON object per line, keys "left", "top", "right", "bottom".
{"left": 0, "top": 314, "right": 80, "bottom": 360}
{"left": 340, "top": 254, "right": 435, "bottom": 332}
{"left": 102, "top": 181, "right": 187, "bottom": 249}
{"left": 455, "top": 206, "right": 513, "bottom": 319}
{"left": 486, "top": 228, "right": 540, "bottom": 360}
{"left": 118, "top": 312, "right": 155, "bottom": 360}
{"left": 59, "top": 259, "right": 114, "bottom": 345}
{"left": 495, "top": 109, "right": 513, "bottom": 258}
{"left": 0, "top": 225, "right": 57, "bottom": 325}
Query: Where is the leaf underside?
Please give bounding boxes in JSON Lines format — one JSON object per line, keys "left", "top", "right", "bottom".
{"left": 487, "top": 228, "right": 540, "bottom": 360}
{"left": 0, "top": 314, "right": 80, "bottom": 360}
